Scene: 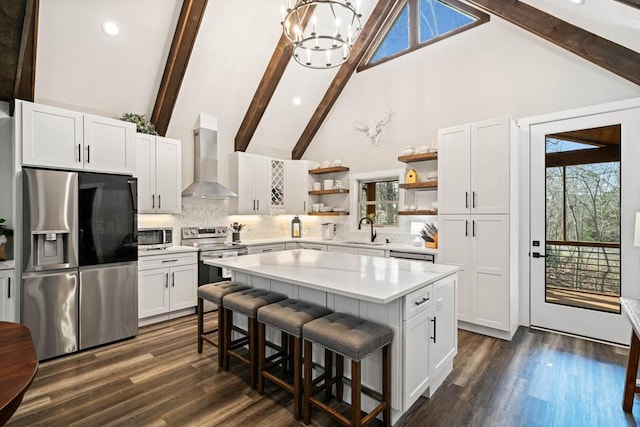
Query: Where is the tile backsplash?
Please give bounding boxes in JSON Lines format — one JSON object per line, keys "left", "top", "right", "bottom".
{"left": 139, "top": 198, "right": 428, "bottom": 245}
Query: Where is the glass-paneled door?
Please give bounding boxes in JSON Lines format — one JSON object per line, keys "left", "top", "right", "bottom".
{"left": 530, "top": 107, "right": 640, "bottom": 344}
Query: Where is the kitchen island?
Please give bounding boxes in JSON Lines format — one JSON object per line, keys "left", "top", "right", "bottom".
{"left": 205, "top": 249, "right": 458, "bottom": 424}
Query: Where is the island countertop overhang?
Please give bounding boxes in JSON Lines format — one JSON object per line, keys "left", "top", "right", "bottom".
{"left": 204, "top": 249, "right": 459, "bottom": 304}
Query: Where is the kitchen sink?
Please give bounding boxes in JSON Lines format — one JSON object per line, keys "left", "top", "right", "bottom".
{"left": 341, "top": 241, "right": 386, "bottom": 246}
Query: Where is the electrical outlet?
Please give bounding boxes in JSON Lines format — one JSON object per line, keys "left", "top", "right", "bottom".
{"left": 437, "top": 298, "right": 444, "bottom": 311}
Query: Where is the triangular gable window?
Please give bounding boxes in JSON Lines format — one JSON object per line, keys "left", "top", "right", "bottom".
{"left": 361, "top": 0, "right": 489, "bottom": 70}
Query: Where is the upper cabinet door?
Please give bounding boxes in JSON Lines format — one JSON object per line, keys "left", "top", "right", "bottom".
{"left": 136, "top": 134, "right": 156, "bottom": 213}
{"left": 471, "top": 117, "right": 511, "bottom": 214}
{"left": 253, "top": 156, "right": 271, "bottom": 215}
{"left": 21, "top": 101, "right": 84, "bottom": 170}
{"left": 154, "top": 137, "right": 181, "bottom": 214}
{"left": 285, "top": 160, "right": 310, "bottom": 214}
{"left": 83, "top": 115, "right": 136, "bottom": 174}
{"left": 438, "top": 124, "right": 471, "bottom": 215}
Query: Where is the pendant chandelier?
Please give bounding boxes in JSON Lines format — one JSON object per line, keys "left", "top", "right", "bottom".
{"left": 281, "top": 0, "right": 363, "bottom": 69}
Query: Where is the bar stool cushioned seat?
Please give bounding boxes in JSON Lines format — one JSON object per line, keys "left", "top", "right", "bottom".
{"left": 222, "top": 288, "right": 287, "bottom": 388}
{"left": 303, "top": 312, "right": 394, "bottom": 426}
{"left": 256, "top": 299, "right": 332, "bottom": 419}
{"left": 197, "top": 281, "right": 250, "bottom": 368}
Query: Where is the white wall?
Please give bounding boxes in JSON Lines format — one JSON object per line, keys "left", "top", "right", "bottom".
{"left": 301, "top": 17, "right": 640, "bottom": 170}
{"left": 0, "top": 101, "right": 13, "bottom": 227}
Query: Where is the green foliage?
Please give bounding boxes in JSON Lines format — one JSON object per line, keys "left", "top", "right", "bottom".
{"left": 119, "top": 113, "right": 159, "bottom": 135}
{"left": 0, "top": 218, "right": 8, "bottom": 237}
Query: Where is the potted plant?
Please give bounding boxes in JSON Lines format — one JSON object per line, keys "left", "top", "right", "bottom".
{"left": 119, "top": 113, "right": 159, "bottom": 135}
{"left": 0, "top": 218, "right": 10, "bottom": 261}
{"left": 420, "top": 223, "right": 438, "bottom": 249}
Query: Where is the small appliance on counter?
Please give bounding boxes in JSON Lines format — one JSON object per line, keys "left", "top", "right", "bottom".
{"left": 321, "top": 222, "right": 336, "bottom": 240}
{"left": 138, "top": 227, "right": 173, "bottom": 250}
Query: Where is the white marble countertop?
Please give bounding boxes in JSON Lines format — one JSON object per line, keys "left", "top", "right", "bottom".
{"left": 138, "top": 245, "right": 198, "bottom": 257}
{"left": 236, "top": 237, "right": 438, "bottom": 255}
{"left": 0, "top": 260, "right": 15, "bottom": 270}
{"left": 205, "top": 249, "right": 457, "bottom": 304}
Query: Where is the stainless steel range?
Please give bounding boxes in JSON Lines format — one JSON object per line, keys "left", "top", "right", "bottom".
{"left": 182, "top": 226, "right": 248, "bottom": 311}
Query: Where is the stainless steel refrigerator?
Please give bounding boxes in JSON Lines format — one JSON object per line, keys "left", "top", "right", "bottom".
{"left": 22, "top": 168, "right": 138, "bottom": 360}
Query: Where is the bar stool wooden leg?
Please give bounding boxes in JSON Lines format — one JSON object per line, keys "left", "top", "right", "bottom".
{"left": 223, "top": 308, "right": 232, "bottom": 371}
{"left": 197, "top": 298, "right": 204, "bottom": 353}
{"left": 303, "top": 339, "right": 313, "bottom": 425}
{"left": 217, "top": 307, "right": 224, "bottom": 368}
{"left": 293, "top": 336, "right": 302, "bottom": 420}
{"left": 351, "top": 359, "right": 362, "bottom": 427}
{"left": 324, "top": 348, "right": 333, "bottom": 401}
{"left": 624, "top": 331, "right": 640, "bottom": 411}
{"left": 249, "top": 318, "right": 258, "bottom": 389}
{"left": 258, "top": 322, "right": 266, "bottom": 395}
{"left": 383, "top": 345, "right": 391, "bottom": 427}
{"left": 336, "top": 354, "right": 344, "bottom": 402}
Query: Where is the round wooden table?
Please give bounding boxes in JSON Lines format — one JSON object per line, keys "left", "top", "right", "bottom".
{"left": 0, "top": 321, "right": 38, "bottom": 425}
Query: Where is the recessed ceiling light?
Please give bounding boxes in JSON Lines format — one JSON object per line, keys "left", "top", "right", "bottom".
{"left": 101, "top": 20, "right": 120, "bottom": 36}
{"left": 293, "top": 97, "right": 302, "bottom": 106}
{"left": 569, "top": 0, "right": 584, "bottom": 4}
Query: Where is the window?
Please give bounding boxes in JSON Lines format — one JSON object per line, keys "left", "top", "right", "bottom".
{"left": 359, "top": 179, "right": 399, "bottom": 226}
{"left": 350, "top": 170, "right": 404, "bottom": 230}
{"left": 360, "top": 0, "right": 489, "bottom": 70}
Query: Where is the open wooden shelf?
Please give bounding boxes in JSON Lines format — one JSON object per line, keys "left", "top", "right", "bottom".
{"left": 308, "top": 211, "right": 350, "bottom": 216}
{"left": 308, "top": 166, "right": 350, "bottom": 174}
{"left": 309, "top": 188, "right": 349, "bottom": 195}
{"left": 397, "top": 152, "right": 438, "bottom": 163}
{"left": 399, "top": 210, "right": 438, "bottom": 216}
{"left": 399, "top": 181, "right": 438, "bottom": 190}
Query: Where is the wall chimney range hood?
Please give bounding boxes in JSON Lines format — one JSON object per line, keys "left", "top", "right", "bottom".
{"left": 181, "top": 127, "right": 237, "bottom": 199}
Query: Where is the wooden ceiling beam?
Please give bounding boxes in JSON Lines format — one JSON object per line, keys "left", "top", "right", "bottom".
{"left": 13, "top": 0, "right": 37, "bottom": 104}
{"left": 234, "top": 5, "right": 316, "bottom": 153}
{"left": 467, "top": 0, "right": 640, "bottom": 86}
{"left": 546, "top": 146, "right": 620, "bottom": 168}
{"left": 151, "top": 0, "right": 207, "bottom": 136}
{"left": 291, "top": 0, "right": 402, "bottom": 160}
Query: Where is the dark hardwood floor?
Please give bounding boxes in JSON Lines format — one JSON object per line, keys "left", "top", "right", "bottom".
{"left": 6, "top": 314, "right": 640, "bottom": 426}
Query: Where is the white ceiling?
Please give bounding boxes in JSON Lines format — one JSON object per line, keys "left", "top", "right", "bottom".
{"left": 34, "top": 0, "right": 639, "bottom": 157}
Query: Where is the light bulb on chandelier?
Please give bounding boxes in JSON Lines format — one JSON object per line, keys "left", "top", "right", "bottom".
{"left": 281, "top": 0, "right": 363, "bottom": 69}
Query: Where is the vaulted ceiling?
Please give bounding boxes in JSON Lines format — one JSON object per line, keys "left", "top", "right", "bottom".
{"left": 1, "top": 0, "right": 639, "bottom": 158}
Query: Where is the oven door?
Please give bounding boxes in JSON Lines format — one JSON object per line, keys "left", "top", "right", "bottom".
{"left": 198, "top": 250, "right": 239, "bottom": 311}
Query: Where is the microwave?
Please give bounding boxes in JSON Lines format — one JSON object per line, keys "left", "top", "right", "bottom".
{"left": 138, "top": 227, "right": 173, "bottom": 250}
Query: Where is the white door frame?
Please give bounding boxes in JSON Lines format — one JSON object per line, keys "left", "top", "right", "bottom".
{"left": 519, "top": 97, "right": 640, "bottom": 344}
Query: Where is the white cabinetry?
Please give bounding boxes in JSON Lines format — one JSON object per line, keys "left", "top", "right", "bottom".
{"left": 0, "top": 269, "right": 15, "bottom": 322}
{"left": 136, "top": 134, "right": 181, "bottom": 214}
{"left": 438, "top": 116, "right": 518, "bottom": 340}
{"left": 138, "top": 252, "right": 197, "bottom": 325}
{"left": 304, "top": 243, "right": 328, "bottom": 251}
{"left": 285, "top": 160, "right": 311, "bottom": 214}
{"left": 247, "top": 243, "right": 286, "bottom": 254}
{"left": 229, "top": 152, "right": 271, "bottom": 214}
{"left": 429, "top": 275, "right": 457, "bottom": 380}
{"left": 21, "top": 101, "right": 136, "bottom": 174}
{"left": 327, "top": 245, "right": 354, "bottom": 254}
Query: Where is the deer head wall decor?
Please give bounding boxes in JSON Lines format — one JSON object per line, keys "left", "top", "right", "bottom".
{"left": 353, "top": 109, "right": 393, "bottom": 147}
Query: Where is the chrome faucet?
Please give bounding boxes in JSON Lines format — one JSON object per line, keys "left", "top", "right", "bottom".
{"left": 358, "top": 217, "right": 377, "bottom": 243}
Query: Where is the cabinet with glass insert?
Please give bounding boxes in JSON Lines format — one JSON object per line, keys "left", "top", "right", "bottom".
{"left": 308, "top": 166, "right": 350, "bottom": 216}
{"left": 398, "top": 152, "right": 438, "bottom": 215}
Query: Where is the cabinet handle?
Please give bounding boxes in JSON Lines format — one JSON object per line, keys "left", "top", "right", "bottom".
{"left": 304, "top": 201, "right": 306, "bottom": 212}
{"left": 472, "top": 191, "right": 476, "bottom": 208}
{"left": 465, "top": 192, "right": 469, "bottom": 209}
{"left": 253, "top": 199, "right": 256, "bottom": 211}
{"left": 77, "top": 144, "right": 82, "bottom": 162}
{"left": 465, "top": 220, "right": 468, "bottom": 237}
{"left": 262, "top": 248, "right": 273, "bottom": 252}
{"left": 87, "top": 145, "right": 91, "bottom": 163}
{"left": 152, "top": 194, "right": 155, "bottom": 208}
{"left": 256, "top": 199, "right": 259, "bottom": 211}
{"left": 7, "top": 277, "right": 10, "bottom": 299}
{"left": 162, "top": 259, "right": 179, "bottom": 263}
{"left": 171, "top": 272, "right": 175, "bottom": 287}
{"left": 431, "top": 317, "right": 437, "bottom": 343}
{"left": 165, "top": 273, "right": 169, "bottom": 288}
{"left": 158, "top": 194, "right": 162, "bottom": 209}
{"left": 472, "top": 220, "right": 476, "bottom": 237}
{"left": 414, "top": 296, "right": 429, "bottom": 306}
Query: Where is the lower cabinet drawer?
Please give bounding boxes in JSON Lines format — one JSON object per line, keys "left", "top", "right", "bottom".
{"left": 404, "top": 285, "right": 433, "bottom": 320}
